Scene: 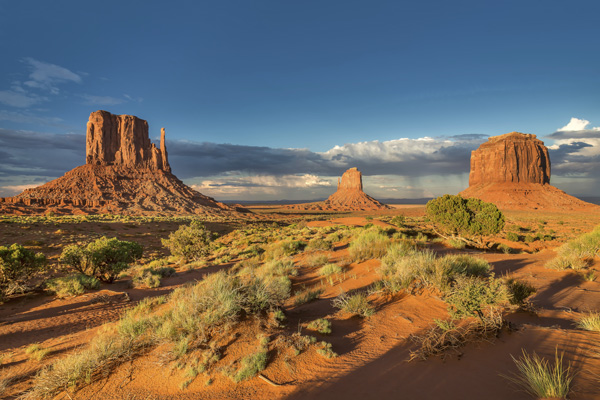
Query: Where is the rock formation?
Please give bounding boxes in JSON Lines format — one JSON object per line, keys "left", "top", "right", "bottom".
{"left": 1, "top": 110, "right": 244, "bottom": 216}
{"left": 460, "top": 132, "right": 597, "bottom": 211}
{"left": 288, "top": 168, "right": 389, "bottom": 211}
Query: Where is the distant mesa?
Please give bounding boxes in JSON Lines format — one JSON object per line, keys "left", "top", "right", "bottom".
{"left": 287, "top": 167, "right": 390, "bottom": 211}
{"left": 0, "top": 110, "right": 243, "bottom": 216}
{"left": 460, "top": 132, "right": 598, "bottom": 211}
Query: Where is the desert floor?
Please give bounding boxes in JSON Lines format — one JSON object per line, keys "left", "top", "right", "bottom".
{"left": 1, "top": 206, "right": 600, "bottom": 399}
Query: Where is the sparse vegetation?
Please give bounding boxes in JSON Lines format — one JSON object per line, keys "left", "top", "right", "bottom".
{"left": 504, "top": 349, "right": 573, "bottom": 399}
{"left": 46, "top": 274, "right": 100, "bottom": 298}
{"left": 505, "top": 278, "right": 536, "bottom": 306}
{"left": 306, "top": 318, "right": 332, "bottom": 334}
{"left": 546, "top": 225, "right": 600, "bottom": 270}
{"left": 576, "top": 312, "right": 600, "bottom": 331}
{"left": 332, "top": 291, "right": 374, "bottom": 317}
{"left": 348, "top": 228, "right": 390, "bottom": 262}
{"left": 25, "top": 343, "right": 50, "bottom": 361}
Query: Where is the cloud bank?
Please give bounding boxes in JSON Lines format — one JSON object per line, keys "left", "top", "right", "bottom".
{"left": 1, "top": 118, "right": 599, "bottom": 200}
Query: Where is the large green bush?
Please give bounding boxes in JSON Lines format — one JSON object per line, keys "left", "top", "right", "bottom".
{"left": 426, "top": 195, "right": 505, "bottom": 247}
{"left": 161, "top": 220, "right": 213, "bottom": 263}
{"left": 60, "top": 237, "right": 143, "bottom": 283}
{"left": 0, "top": 243, "right": 47, "bottom": 300}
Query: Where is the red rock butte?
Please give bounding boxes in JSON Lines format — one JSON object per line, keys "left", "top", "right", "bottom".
{"left": 288, "top": 167, "right": 389, "bottom": 211}
{"left": 460, "top": 132, "right": 598, "bottom": 211}
{"left": 0, "top": 110, "right": 243, "bottom": 216}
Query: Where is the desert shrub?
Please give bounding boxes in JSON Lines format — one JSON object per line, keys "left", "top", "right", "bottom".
{"left": 576, "top": 312, "right": 600, "bottom": 331}
{"left": 161, "top": 221, "right": 213, "bottom": 263}
{"left": 233, "top": 348, "right": 268, "bottom": 382}
{"left": 445, "top": 238, "right": 466, "bottom": 249}
{"left": 259, "top": 258, "right": 297, "bottom": 278}
{"left": 379, "top": 249, "right": 437, "bottom": 293}
{"left": 132, "top": 266, "right": 175, "bottom": 288}
{"left": 437, "top": 255, "right": 491, "bottom": 279}
{"left": 505, "top": 278, "right": 536, "bottom": 306}
{"left": 306, "top": 238, "right": 333, "bottom": 252}
{"left": 293, "top": 287, "right": 323, "bottom": 306}
{"left": 425, "top": 195, "right": 505, "bottom": 247}
{"left": 391, "top": 215, "right": 406, "bottom": 227}
{"left": 409, "top": 310, "right": 504, "bottom": 361}
{"left": 316, "top": 341, "right": 338, "bottom": 358}
{"left": 504, "top": 350, "right": 573, "bottom": 399}
{"left": 306, "top": 253, "right": 329, "bottom": 268}
{"left": 263, "top": 239, "right": 306, "bottom": 260}
{"left": 446, "top": 276, "right": 508, "bottom": 319}
{"left": 46, "top": 274, "right": 100, "bottom": 298}
{"left": 0, "top": 243, "right": 47, "bottom": 300}
{"left": 332, "top": 291, "right": 374, "bottom": 317}
{"left": 318, "top": 263, "right": 343, "bottom": 277}
{"left": 242, "top": 275, "right": 291, "bottom": 313}
{"left": 506, "top": 232, "right": 520, "bottom": 242}
{"left": 60, "top": 237, "right": 143, "bottom": 283}
{"left": 306, "top": 318, "right": 332, "bottom": 335}
{"left": 546, "top": 225, "right": 600, "bottom": 271}
{"left": 348, "top": 229, "right": 391, "bottom": 262}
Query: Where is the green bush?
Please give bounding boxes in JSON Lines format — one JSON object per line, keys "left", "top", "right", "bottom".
{"left": 506, "top": 232, "right": 520, "bottom": 242}
{"left": 161, "top": 221, "right": 213, "bottom": 263}
{"left": 132, "top": 266, "right": 175, "bottom": 288}
{"left": 332, "top": 292, "right": 374, "bottom": 317}
{"left": 426, "top": 195, "right": 505, "bottom": 247}
{"left": 391, "top": 215, "right": 406, "bottom": 227}
{"left": 233, "top": 348, "right": 268, "bottom": 382}
{"left": 379, "top": 249, "right": 437, "bottom": 293}
{"left": 306, "top": 238, "right": 333, "bottom": 252}
{"left": 0, "top": 243, "right": 47, "bottom": 300}
{"left": 306, "top": 318, "right": 332, "bottom": 334}
{"left": 46, "top": 274, "right": 100, "bottom": 298}
{"left": 318, "top": 263, "right": 343, "bottom": 277}
{"left": 446, "top": 276, "right": 508, "bottom": 319}
{"left": 60, "top": 237, "right": 143, "bottom": 283}
{"left": 506, "top": 278, "right": 536, "bottom": 306}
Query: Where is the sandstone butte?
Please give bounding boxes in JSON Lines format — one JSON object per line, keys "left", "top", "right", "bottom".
{"left": 459, "top": 132, "right": 598, "bottom": 211}
{"left": 0, "top": 110, "right": 243, "bottom": 216}
{"left": 288, "top": 167, "right": 390, "bottom": 211}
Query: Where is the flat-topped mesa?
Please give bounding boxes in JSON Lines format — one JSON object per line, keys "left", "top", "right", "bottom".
{"left": 85, "top": 110, "right": 171, "bottom": 172}
{"left": 469, "top": 132, "right": 550, "bottom": 186}
{"left": 337, "top": 167, "right": 363, "bottom": 191}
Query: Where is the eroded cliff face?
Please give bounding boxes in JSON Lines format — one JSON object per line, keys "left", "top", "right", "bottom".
{"left": 85, "top": 110, "right": 171, "bottom": 172}
{"left": 460, "top": 132, "right": 597, "bottom": 211}
{"left": 1, "top": 110, "right": 243, "bottom": 216}
{"left": 468, "top": 132, "right": 550, "bottom": 186}
{"left": 288, "top": 167, "right": 389, "bottom": 211}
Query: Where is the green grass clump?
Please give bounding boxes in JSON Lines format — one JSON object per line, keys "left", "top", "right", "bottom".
{"left": 445, "top": 239, "right": 466, "bottom": 249}
{"left": 132, "top": 266, "right": 176, "bottom": 288}
{"left": 233, "top": 348, "right": 268, "bottom": 382}
{"left": 306, "top": 238, "right": 333, "bottom": 252}
{"left": 379, "top": 249, "right": 436, "bottom": 293}
{"left": 306, "top": 253, "right": 329, "bottom": 268}
{"left": 576, "top": 312, "right": 600, "bottom": 331}
{"left": 306, "top": 318, "right": 332, "bottom": 335}
{"left": 293, "top": 287, "right": 324, "bottom": 306}
{"left": 46, "top": 274, "right": 100, "bottom": 298}
{"left": 348, "top": 229, "right": 391, "bottom": 262}
{"left": 316, "top": 341, "right": 338, "bottom": 358}
{"left": 546, "top": 225, "right": 600, "bottom": 271}
{"left": 332, "top": 292, "right": 374, "bottom": 317}
{"left": 504, "top": 349, "right": 573, "bottom": 399}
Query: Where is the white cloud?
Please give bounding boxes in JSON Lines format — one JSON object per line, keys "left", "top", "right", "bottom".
{"left": 0, "top": 183, "right": 40, "bottom": 197}
{"left": 79, "top": 94, "right": 126, "bottom": 106}
{"left": 558, "top": 117, "right": 600, "bottom": 132}
{"left": 22, "top": 57, "right": 82, "bottom": 94}
{"left": 0, "top": 90, "right": 44, "bottom": 108}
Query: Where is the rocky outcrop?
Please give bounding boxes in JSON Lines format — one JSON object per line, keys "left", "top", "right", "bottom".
{"left": 86, "top": 110, "right": 171, "bottom": 172}
{"left": 460, "top": 132, "right": 597, "bottom": 211}
{"left": 1, "top": 111, "right": 244, "bottom": 216}
{"left": 288, "top": 168, "right": 389, "bottom": 211}
{"left": 468, "top": 132, "right": 550, "bottom": 186}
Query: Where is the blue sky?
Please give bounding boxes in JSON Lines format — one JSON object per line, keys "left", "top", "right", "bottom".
{"left": 1, "top": 1, "right": 599, "bottom": 200}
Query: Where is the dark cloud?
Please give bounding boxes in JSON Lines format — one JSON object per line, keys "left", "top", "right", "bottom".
{"left": 546, "top": 130, "right": 600, "bottom": 140}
